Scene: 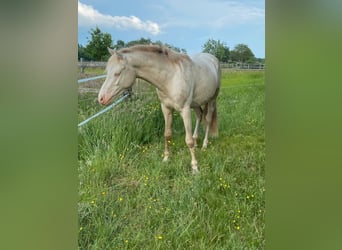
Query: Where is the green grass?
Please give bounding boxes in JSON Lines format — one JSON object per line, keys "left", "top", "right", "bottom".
{"left": 78, "top": 70, "right": 265, "bottom": 249}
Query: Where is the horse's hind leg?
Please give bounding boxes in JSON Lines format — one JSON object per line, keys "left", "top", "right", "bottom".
{"left": 161, "top": 104, "right": 173, "bottom": 162}
{"left": 202, "top": 100, "right": 217, "bottom": 148}
{"left": 192, "top": 107, "right": 203, "bottom": 147}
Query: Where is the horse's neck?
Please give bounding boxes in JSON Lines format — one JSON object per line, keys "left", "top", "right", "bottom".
{"left": 127, "top": 52, "right": 172, "bottom": 90}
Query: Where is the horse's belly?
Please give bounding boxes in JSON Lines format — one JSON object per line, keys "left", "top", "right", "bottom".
{"left": 191, "top": 97, "right": 210, "bottom": 107}
{"left": 192, "top": 84, "right": 217, "bottom": 106}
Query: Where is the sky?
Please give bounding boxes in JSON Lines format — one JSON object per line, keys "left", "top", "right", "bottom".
{"left": 78, "top": 0, "right": 265, "bottom": 58}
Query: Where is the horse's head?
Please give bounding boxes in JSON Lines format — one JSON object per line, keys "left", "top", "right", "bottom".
{"left": 98, "top": 48, "right": 136, "bottom": 106}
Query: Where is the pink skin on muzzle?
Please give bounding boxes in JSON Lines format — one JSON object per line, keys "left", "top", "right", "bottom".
{"left": 98, "top": 94, "right": 113, "bottom": 106}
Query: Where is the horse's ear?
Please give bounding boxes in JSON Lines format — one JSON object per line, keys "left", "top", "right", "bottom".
{"left": 108, "top": 47, "right": 116, "bottom": 55}
{"left": 107, "top": 47, "right": 124, "bottom": 60}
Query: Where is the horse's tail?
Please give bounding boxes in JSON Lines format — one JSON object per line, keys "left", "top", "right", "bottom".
{"left": 209, "top": 102, "right": 218, "bottom": 137}
{"left": 209, "top": 63, "right": 220, "bottom": 137}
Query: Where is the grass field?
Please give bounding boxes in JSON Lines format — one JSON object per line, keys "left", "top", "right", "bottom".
{"left": 78, "top": 69, "right": 265, "bottom": 249}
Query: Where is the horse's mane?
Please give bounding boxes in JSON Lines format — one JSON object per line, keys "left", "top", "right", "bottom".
{"left": 119, "top": 44, "right": 190, "bottom": 64}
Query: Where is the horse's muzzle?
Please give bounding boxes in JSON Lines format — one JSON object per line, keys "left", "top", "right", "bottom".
{"left": 98, "top": 94, "right": 112, "bottom": 106}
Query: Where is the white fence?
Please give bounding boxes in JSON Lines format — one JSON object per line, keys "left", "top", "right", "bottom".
{"left": 78, "top": 61, "right": 265, "bottom": 71}
{"left": 78, "top": 61, "right": 107, "bottom": 73}
{"left": 220, "top": 63, "right": 265, "bottom": 70}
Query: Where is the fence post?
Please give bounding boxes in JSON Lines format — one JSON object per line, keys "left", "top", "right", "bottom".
{"left": 80, "top": 58, "right": 86, "bottom": 73}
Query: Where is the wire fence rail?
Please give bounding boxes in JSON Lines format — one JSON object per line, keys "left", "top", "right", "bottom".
{"left": 78, "top": 75, "right": 106, "bottom": 84}
{"left": 77, "top": 74, "right": 130, "bottom": 127}
{"left": 78, "top": 93, "right": 129, "bottom": 127}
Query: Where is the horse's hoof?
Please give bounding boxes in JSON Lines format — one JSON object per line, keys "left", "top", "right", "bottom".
{"left": 162, "top": 156, "right": 169, "bottom": 162}
{"left": 192, "top": 168, "right": 199, "bottom": 174}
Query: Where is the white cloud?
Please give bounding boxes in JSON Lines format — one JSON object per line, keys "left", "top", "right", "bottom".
{"left": 78, "top": 1, "right": 160, "bottom": 35}
{"left": 160, "top": 0, "right": 264, "bottom": 29}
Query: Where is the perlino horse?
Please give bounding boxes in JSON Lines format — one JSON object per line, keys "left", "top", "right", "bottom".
{"left": 98, "top": 45, "right": 221, "bottom": 173}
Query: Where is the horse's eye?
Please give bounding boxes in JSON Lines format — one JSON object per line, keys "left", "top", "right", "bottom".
{"left": 114, "top": 72, "right": 120, "bottom": 77}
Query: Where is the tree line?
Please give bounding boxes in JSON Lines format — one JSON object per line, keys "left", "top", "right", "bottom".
{"left": 78, "top": 27, "right": 264, "bottom": 64}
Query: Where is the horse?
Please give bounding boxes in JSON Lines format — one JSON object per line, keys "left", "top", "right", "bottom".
{"left": 98, "top": 45, "right": 221, "bottom": 173}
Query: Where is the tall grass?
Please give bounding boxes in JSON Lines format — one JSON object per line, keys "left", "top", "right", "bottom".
{"left": 78, "top": 70, "right": 265, "bottom": 249}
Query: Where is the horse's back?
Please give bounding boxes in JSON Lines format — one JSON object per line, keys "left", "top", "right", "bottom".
{"left": 191, "top": 53, "right": 220, "bottom": 75}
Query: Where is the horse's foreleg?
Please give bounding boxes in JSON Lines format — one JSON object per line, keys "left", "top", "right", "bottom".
{"left": 192, "top": 107, "right": 203, "bottom": 147}
{"left": 161, "top": 104, "right": 173, "bottom": 162}
{"left": 181, "top": 107, "right": 198, "bottom": 173}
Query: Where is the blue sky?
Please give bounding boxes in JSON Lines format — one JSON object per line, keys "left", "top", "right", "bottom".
{"left": 78, "top": 0, "right": 265, "bottom": 58}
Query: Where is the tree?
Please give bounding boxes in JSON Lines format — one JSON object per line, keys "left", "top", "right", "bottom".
{"left": 78, "top": 44, "right": 91, "bottom": 61}
{"left": 164, "top": 43, "right": 187, "bottom": 54}
{"left": 85, "top": 27, "right": 113, "bottom": 61}
{"left": 81, "top": 30, "right": 188, "bottom": 59}
{"left": 113, "top": 39, "right": 125, "bottom": 50}
{"left": 126, "top": 37, "right": 152, "bottom": 47}
{"left": 230, "top": 44, "right": 255, "bottom": 63}
{"left": 202, "top": 39, "right": 230, "bottom": 62}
